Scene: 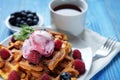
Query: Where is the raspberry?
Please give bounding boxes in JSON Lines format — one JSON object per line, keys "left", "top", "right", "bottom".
{"left": 11, "top": 36, "right": 16, "bottom": 42}
{"left": 8, "top": 70, "right": 20, "bottom": 80}
{"left": 73, "top": 59, "right": 86, "bottom": 74}
{"left": 40, "top": 73, "right": 50, "bottom": 80}
{"left": 72, "top": 49, "right": 81, "bottom": 59}
{"left": 0, "top": 48, "right": 11, "bottom": 59}
{"left": 54, "top": 39, "right": 62, "bottom": 50}
{"left": 27, "top": 50, "right": 41, "bottom": 65}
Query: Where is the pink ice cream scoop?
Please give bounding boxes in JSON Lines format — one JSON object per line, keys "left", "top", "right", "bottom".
{"left": 22, "top": 30, "right": 54, "bottom": 59}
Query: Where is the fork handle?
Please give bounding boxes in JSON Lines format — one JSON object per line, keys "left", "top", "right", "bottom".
{"left": 93, "top": 55, "right": 102, "bottom": 61}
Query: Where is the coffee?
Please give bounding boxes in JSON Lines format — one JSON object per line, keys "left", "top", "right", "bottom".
{"left": 53, "top": 4, "right": 82, "bottom": 16}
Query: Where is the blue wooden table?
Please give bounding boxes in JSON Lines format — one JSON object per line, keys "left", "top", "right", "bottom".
{"left": 0, "top": 0, "right": 120, "bottom": 80}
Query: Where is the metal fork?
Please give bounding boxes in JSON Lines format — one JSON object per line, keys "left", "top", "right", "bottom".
{"left": 93, "top": 38, "right": 116, "bottom": 61}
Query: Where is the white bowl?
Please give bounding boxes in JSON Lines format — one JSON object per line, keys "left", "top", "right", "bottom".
{"left": 5, "top": 13, "right": 44, "bottom": 32}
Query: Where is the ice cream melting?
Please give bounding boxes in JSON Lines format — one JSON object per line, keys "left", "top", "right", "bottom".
{"left": 22, "top": 30, "right": 54, "bottom": 59}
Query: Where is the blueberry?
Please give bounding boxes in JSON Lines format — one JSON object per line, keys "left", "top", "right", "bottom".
{"left": 10, "top": 15, "right": 15, "bottom": 19}
{"left": 32, "top": 12, "right": 37, "bottom": 16}
{"left": 13, "top": 12, "right": 22, "bottom": 17}
{"left": 60, "top": 72, "right": 71, "bottom": 80}
{"left": 33, "top": 19, "right": 38, "bottom": 25}
{"left": 26, "top": 11, "right": 32, "bottom": 14}
{"left": 21, "top": 11, "right": 27, "bottom": 17}
{"left": 16, "top": 17, "right": 21, "bottom": 22}
{"left": 33, "top": 15, "right": 39, "bottom": 20}
{"left": 27, "top": 18, "right": 32, "bottom": 26}
{"left": 27, "top": 13, "right": 34, "bottom": 18}
{"left": 20, "top": 20, "right": 25, "bottom": 24}
{"left": 21, "top": 10, "right": 26, "bottom": 13}
{"left": 22, "top": 16, "right": 26, "bottom": 20}
{"left": 9, "top": 18, "right": 16, "bottom": 26}
{"left": 33, "top": 15, "right": 37, "bottom": 19}
{"left": 27, "top": 18, "right": 32, "bottom": 22}
{"left": 10, "top": 13, "right": 14, "bottom": 16}
{"left": 20, "top": 20, "right": 27, "bottom": 25}
{"left": 15, "top": 23, "right": 20, "bottom": 27}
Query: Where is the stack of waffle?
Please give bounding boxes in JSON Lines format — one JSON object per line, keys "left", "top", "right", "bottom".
{"left": 0, "top": 30, "right": 80, "bottom": 80}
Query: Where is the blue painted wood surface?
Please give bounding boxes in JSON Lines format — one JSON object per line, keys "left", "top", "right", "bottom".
{"left": 0, "top": 0, "right": 120, "bottom": 80}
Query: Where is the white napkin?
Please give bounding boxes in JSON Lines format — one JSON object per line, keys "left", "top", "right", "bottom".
{"left": 74, "top": 29, "right": 120, "bottom": 80}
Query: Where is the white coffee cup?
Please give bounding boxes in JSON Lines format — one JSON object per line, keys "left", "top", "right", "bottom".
{"left": 49, "top": 0, "right": 88, "bottom": 36}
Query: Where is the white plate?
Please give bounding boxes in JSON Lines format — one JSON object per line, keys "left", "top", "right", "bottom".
{"left": 0, "top": 32, "right": 92, "bottom": 80}
{"left": 5, "top": 13, "right": 44, "bottom": 32}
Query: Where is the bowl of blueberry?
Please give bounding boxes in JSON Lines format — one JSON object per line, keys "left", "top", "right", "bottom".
{"left": 5, "top": 10, "right": 43, "bottom": 32}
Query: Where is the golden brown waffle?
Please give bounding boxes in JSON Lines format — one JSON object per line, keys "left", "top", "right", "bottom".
{"left": 0, "top": 29, "right": 80, "bottom": 80}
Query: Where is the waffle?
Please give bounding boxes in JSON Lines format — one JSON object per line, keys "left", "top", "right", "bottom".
{"left": 0, "top": 29, "right": 80, "bottom": 80}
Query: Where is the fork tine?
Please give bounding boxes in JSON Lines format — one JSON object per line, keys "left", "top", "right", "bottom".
{"left": 104, "top": 38, "right": 116, "bottom": 51}
{"left": 108, "top": 39, "right": 116, "bottom": 50}
{"left": 103, "top": 38, "right": 111, "bottom": 49}
{"left": 105, "top": 38, "right": 113, "bottom": 50}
